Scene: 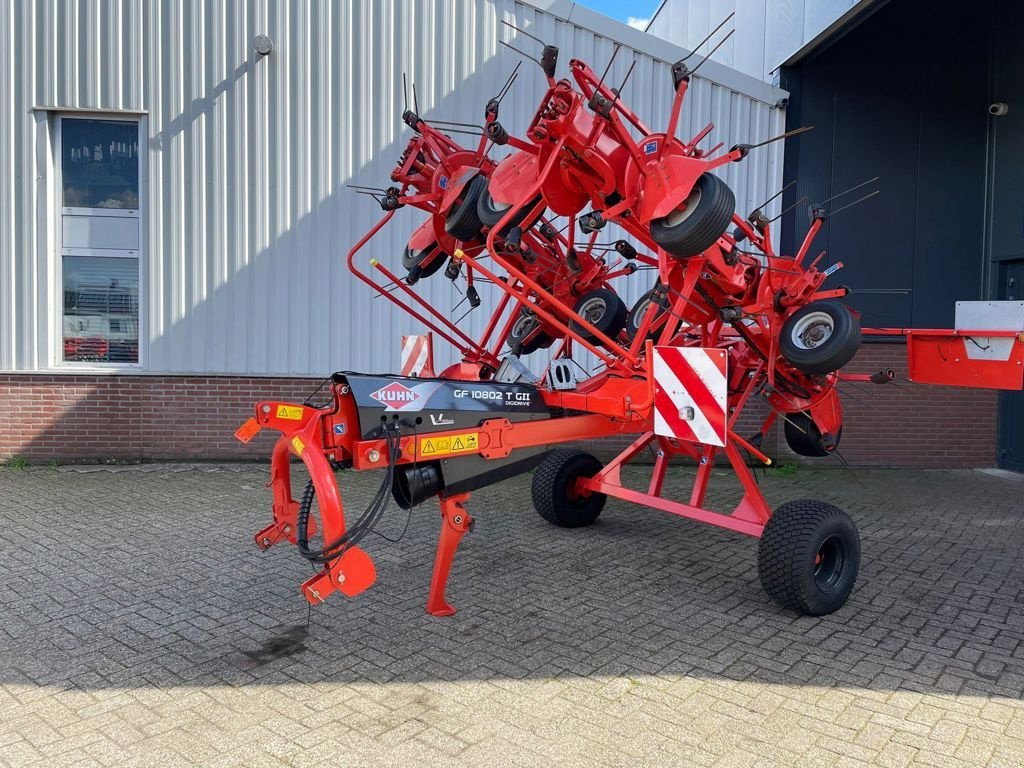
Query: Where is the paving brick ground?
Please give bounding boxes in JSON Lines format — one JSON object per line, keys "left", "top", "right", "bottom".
{"left": 1, "top": 463, "right": 1023, "bottom": 767}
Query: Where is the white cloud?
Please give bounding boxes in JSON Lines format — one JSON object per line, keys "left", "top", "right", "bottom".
{"left": 627, "top": 16, "right": 652, "bottom": 31}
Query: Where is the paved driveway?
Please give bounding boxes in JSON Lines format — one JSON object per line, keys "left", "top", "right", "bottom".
{"left": 1, "top": 463, "right": 1023, "bottom": 767}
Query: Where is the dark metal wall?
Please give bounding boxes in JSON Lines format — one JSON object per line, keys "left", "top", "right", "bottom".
{"left": 780, "top": 0, "right": 992, "bottom": 329}
{"left": 781, "top": 0, "right": 1024, "bottom": 469}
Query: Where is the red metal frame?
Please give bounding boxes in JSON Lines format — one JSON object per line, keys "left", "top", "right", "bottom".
{"left": 240, "top": 44, "right": 1024, "bottom": 616}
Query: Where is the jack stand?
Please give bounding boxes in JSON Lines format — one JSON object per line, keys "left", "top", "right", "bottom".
{"left": 426, "top": 493, "right": 474, "bottom": 616}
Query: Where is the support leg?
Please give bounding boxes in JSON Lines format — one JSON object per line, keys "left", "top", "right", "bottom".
{"left": 427, "top": 493, "right": 474, "bottom": 617}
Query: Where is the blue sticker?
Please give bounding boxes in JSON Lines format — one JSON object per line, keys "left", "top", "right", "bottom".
{"left": 643, "top": 140, "right": 658, "bottom": 155}
{"left": 439, "top": 176, "right": 449, "bottom": 189}
{"left": 333, "top": 424, "right": 346, "bottom": 435}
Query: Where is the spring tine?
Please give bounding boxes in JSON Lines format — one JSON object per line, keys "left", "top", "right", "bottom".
{"left": 499, "top": 40, "right": 544, "bottom": 72}
{"left": 495, "top": 61, "right": 522, "bottom": 104}
{"left": 500, "top": 19, "right": 546, "bottom": 46}
{"left": 687, "top": 28, "right": 735, "bottom": 78}
{"left": 680, "top": 11, "right": 735, "bottom": 63}
{"left": 745, "top": 125, "right": 814, "bottom": 151}
{"left": 753, "top": 179, "right": 796, "bottom": 213}
{"left": 642, "top": 0, "right": 668, "bottom": 32}
{"left": 607, "top": 59, "right": 637, "bottom": 112}
{"left": 818, "top": 176, "right": 880, "bottom": 206}
{"left": 596, "top": 44, "right": 621, "bottom": 92}
{"left": 767, "top": 196, "right": 808, "bottom": 224}
{"left": 824, "top": 189, "right": 880, "bottom": 218}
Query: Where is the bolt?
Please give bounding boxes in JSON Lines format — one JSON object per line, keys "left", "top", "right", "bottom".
{"left": 284, "top": 525, "right": 291, "bottom": 533}
{"left": 454, "top": 515, "right": 463, "bottom": 524}
{"left": 261, "top": 537, "right": 271, "bottom": 546}
{"left": 335, "top": 573, "right": 346, "bottom": 584}
{"left": 262, "top": 405, "right": 271, "bottom": 413}
{"left": 368, "top": 449, "right": 381, "bottom": 463}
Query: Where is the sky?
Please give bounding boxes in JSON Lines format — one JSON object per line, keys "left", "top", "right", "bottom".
{"left": 577, "top": 0, "right": 663, "bottom": 30}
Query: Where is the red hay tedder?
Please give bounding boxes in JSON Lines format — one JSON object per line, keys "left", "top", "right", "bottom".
{"left": 236, "top": 24, "right": 1024, "bottom": 617}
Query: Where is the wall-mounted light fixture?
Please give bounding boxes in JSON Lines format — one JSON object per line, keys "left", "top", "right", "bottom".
{"left": 253, "top": 35, "right": 274, "bottom": 57}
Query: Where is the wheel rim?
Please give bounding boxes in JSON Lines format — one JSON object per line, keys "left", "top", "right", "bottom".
{"left": 511, "top": 313, "right": 537, "bottom": 340}
{"left": 489, "top": 194, "right": 512, "bottom": 214}
{"left": 813, "top": 534, "right": 847, "bottom": 593}
{"left": 576, "top": 295, "right": 608, "bottom": 325}
{"left": 662, "top": 185, "right": 702, "bottom": 227}
{"left": 789, "top": 311, "right": 835, "bottom": 350}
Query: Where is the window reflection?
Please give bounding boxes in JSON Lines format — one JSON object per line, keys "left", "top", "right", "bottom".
{"left": 62, "top": 118, "right": 140, "bottom": 209}
{"left": 62, "top": 256, "right": 139, "bottom": 363}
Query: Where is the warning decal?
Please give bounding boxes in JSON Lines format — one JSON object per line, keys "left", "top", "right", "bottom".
{"left": 276, "top": 405, "right": 304, "bottom": 421}
{"left": 419, "top": 431, "right": 479, "bottom": 457}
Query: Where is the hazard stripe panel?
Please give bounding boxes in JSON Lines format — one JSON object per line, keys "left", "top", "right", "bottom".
{"left": 653, "top": 346, "right": 728, "bottom": 447}
{"left": 400, "top": 334, "right": 435, "bottom": 377}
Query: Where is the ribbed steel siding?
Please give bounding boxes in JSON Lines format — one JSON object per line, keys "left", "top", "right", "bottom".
{"left": 1, "top": 0, "right": 784, "bottom": 376}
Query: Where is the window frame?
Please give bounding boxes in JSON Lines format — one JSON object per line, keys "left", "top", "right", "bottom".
{"left": 53, "top": 113, "right": 147, "bottom": 371}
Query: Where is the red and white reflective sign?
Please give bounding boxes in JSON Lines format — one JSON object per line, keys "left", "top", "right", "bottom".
{"left": 653, "top": 346, "right": 728, "bottom": 447}
{"left": 400, "top": 334, "right": 435, "bottom": 378}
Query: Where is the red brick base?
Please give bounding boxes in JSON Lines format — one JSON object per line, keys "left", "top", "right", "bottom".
{"left": 0, "top": 343, "right": 999, "bottom": 467}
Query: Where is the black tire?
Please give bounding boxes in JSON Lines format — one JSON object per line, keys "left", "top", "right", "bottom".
{"left": 626, "top": 287, "right": 670, "bottom": 340}
{"left": 784, "top": 411, "right": 842, "bottom": 457}
{"left": 758, "top": 499, "right": 860, "bottom": 616}
{"left": 477, "top": 179, "right": 544, "bottom": 230}
{"left": 780, "top": 300, "right": 861, "bottom": 375}
{"left": 444, "top": 174, "right": 487, "bottom": 241}
{"left": 531, "top": 449, "right": 607, "bottom": 528}
{"left": 402, "top": 243, "right": 446, "bottom": 283}
{"left": 650, "top": 173, "right": 736, "bottom": 258}
{"left": 570, "top": 288, "right": 628, "bottom": 344}
{"left": 508, "top": 309, "right": 554, "bottom": 355}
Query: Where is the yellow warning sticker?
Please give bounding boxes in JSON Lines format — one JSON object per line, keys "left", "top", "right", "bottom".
{"left": 419, "top": 431, "right": 479, "bottom": 457}
{"left": 291, "top": 436, "right": 305, "bottom": 456}
{"left": 277, "top": 405, "right": 304, "bottom": 421}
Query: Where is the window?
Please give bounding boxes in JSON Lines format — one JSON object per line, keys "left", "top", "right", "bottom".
{"left": 58, "top": 116, "right": 142, "bottom": 365}
{"left": 62, "top": 256, "right": 139, "bottom": 363}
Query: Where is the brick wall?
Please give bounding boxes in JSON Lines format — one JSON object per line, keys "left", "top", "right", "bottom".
{"left": 0, "top": 344, "right": 999, "bottom": 467}
{"left": 0, "top": 374, "right": 323, "bottom": 462}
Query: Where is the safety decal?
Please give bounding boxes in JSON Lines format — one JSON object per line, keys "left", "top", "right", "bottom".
{"left": 643, "top": 140, "right": 658, "bottom": 155}
{"left": 291, "top": 436, "right": 305, "bottom": 456}
{"left": 276, "top": 405, "right": 304, "bottom": 421}
{"left": 419, "top": 431, "right": 480, "bottom": 457}
{"left": 333, "top": 423, "right": 346, "bottom": 435}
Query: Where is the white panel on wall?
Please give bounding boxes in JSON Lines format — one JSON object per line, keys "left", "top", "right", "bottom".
{"left": 1, "top": 0, "right": 786, "bottom": 376}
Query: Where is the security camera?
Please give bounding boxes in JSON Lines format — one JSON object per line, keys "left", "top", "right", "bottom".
{"left": 989, "top": 102, "right": 1009, "bottom": 116}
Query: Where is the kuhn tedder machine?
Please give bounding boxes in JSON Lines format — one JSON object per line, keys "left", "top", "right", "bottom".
{"left": 236, "top": 24, "right": 1024, "bottom": 617}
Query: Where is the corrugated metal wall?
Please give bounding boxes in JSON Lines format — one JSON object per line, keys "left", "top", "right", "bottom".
{"left": 647, "top": 0, "right": 869, "bottom": 82}
{"left": 1, "top": 0, "right": 786, "bottom": 376}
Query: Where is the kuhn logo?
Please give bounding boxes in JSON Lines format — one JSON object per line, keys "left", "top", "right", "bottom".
{"left": 370, "top": 382, "right": 422, "bottom": 408}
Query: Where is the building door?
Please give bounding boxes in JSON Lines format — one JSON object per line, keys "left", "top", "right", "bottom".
{"left": 991, "top": 1, "right": 1024, "bottom": 470}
